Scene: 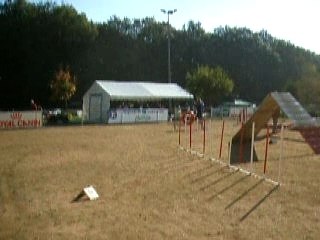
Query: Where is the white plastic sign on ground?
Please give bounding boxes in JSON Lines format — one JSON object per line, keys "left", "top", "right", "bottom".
{"left": 83, "top": 185, "right": 99, "bottom": 200}
{"left": 72, "top": 185, "right": 99, "bottom": 202}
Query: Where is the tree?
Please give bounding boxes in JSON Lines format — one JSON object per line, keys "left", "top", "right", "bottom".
{"left": 295, "top": 72, "right": 320, "bottom": 116}
{"left": 1, "top": 0, "right": 320, "bottom": 110}
{"left": 50, "top": 66, "right": 76, "bottom": 108}
{"left": 186, "top": 65, "right": 234, "bottom": 106}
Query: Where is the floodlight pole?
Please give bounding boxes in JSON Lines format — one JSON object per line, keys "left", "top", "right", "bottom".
{"left": 161, "top": 9, "right": 177, "bottom": 84}
{"left": 161, "top": 9, "right": 177, "bottom": 116}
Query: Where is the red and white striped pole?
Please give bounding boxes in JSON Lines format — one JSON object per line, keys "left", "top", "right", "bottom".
{"left": 239, "top": 123, "right": 245, "bottom": 163}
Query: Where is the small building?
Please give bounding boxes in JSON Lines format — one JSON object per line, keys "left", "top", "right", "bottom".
{"left": 82, "top": 80, "right": 193, "bottom": 123}
{"left": 211, "top": 99, "right": 256, "bottom": 118}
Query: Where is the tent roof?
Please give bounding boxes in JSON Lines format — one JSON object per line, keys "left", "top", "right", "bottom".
{"left": 95, "top": 80, "right": 194, "bottom": 100}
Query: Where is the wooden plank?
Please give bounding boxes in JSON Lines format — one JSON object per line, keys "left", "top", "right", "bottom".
{"left": 233, "top": 93, "right": 279, "bottom": 142}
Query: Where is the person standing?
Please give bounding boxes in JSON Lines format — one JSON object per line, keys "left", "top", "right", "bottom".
{"left": 30, "top": 99, "right": 37, "bottom": 110}
{"left": 196, "top": 97, "right": 205, "bottom": 129}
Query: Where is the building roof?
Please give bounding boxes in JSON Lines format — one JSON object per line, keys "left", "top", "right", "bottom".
{"left": 95, "top": 80, "right": 194, "bottom": 100}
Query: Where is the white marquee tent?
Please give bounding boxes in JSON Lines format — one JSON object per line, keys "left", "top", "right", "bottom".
{"left": 82, "top": 80, "right": 194, "bottom": 123}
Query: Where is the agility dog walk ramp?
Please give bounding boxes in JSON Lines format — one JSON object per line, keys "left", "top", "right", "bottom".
{"left": 230, "top": 92, "right": 320, "bottom": 163}
{"left": 271, "top": 92, "right": 317, "bottom": 127}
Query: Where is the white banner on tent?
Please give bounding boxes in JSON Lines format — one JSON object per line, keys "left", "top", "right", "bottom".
{"left": 0, "top": 111, "right": 42, "bottom": 129}
{"left": 108, "top": 108, "right": 168, "bottom": 124}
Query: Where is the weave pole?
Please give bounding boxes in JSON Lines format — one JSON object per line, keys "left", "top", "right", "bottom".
{"left": 179, "top": 118, "right": 280, "bottom": 186}
{"left": 203, "top": 119, "right": 206, "bottom": 154}
{"left": 189, "top": 120, "right": 192, "bottom": 149}
{"left": 219, "top": 120, "right": 225, "bottom": 159}
{"left": 196, "top": 118, "right": 198, "bottom": 131}
{"left": 228, "top": 140, "right": 232, "bottom": 166}
{"left": 278, "top": 125, "right": 284, "bottom": 183}
{"left": 210, "top": 118, "right": 214, "bottom": 157}
{"left": 239, "top": 123, "right": 245, "bottom": 163}
{"left": 263, "top": 126, "right": 270, "bottom": 174}
{"left": 184, "top": 116, "right": 187, "bottom": 148}
{"left": 178, "top": 118, "right": 181, "bottom": 145}
{"left": 242, "top": 108, "right": 245, "bottom": 123}
{"left": 250, "top": 122, "right": 255, "bottom": 172}
{"left": 245, "top": 108, "right": 248, "bottom": 122}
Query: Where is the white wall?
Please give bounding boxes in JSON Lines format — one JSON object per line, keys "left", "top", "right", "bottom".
{"left": 0, "top": 111, "right": 42, "bottom": 129}
{"left": 108, "top": 108, "right": 168, "bottom": 124}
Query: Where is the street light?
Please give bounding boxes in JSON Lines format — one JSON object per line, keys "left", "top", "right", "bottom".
{"left": 161, "top": 9, "right": 177, "bottom": 84}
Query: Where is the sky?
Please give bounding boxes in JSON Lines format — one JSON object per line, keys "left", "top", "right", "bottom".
{"left": 32, "top": 0, "right": 320, "bottom": 54}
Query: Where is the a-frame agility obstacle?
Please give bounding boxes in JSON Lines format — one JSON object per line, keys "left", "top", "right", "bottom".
{"left": 230, "top": 92, "right": 320, "bottom": 164}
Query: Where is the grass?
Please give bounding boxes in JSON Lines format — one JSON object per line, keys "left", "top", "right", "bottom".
{"left": 0, "top": 120, "right": 319, "bottom": 239}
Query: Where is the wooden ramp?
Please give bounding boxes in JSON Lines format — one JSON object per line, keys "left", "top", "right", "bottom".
{"left": 230, "top": 92, "right": 319, "bottom": 163}
{"left": 271, "top": 92, "right": 317, "bottom": 127}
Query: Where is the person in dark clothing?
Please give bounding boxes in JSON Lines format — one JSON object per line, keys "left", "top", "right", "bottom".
{"left": 196, "top": 97, "right": 205, "bottom": 129}
{"left": 30, "top": 99, "right": 37, "bottom": 110}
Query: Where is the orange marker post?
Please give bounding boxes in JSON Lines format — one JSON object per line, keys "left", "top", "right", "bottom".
{"left": 189, "top": 120, "right": 192, "bottom": 149}
{"left": 178, "top": 118, "right": 181, "bottom": 145}
{"left": 203, "top": 119, "right": 206, "bottom": 154}
{"left": 263, "top": 126, "right": 270, "bottom": 174}
{"left": 219, "top": 120, "right": 225, "bottom": 159}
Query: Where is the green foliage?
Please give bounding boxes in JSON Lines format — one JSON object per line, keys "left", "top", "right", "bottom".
{"left": 0, "top": 0, "right": 96, "bottom": 109}
{"left": 186, "top": 65, "right": 234, "bottom": 106}
{"left": 0, "top": 0, "right": 320, "bottom": 112}
{"left": 295, "top": 72, "right": 320, "bottom": 115}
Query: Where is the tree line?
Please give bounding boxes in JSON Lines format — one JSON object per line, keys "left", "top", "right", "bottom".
{"left": 1, "top": 0, "right": 320, "bottom": 114}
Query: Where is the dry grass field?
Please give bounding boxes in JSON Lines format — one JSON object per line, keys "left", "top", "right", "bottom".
{"left": 0, "top": 120, "right": 319, "bottom": 239}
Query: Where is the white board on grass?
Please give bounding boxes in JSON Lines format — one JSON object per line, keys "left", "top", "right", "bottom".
{"left": 83, "top": 185, "right": 99, "bottom": 200}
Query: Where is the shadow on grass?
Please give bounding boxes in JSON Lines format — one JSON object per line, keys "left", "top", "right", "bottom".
{"left": 254, "top": 135, "right": 305, "bottom": 144}
{"left": 283, "top": 136, "right": 307, "bottom": 143}
{"left": 71, "top": 191, "right": 90, "bottom": 203}
{"left": 206, "top": 174, "right": 250, "bottom": 201}
{"left": 159, "top": 155, "right": 190, "bottom": 167}
{"left": 268, "top": 152, "right": 316, "bottom": 162}
{"left": 225, "top": 179, "right": 264, "bottom": 210}
{"left": 183, "top": 162, "right": 216, "bottom": 176}
{"left": 190, "top": 166, "right": 227, "bottom": 184}
{"left": 239, "top": 184, "right": 280, "bottom": 222}
{"left": 198, "top": 170, "right": 237, "bottom": 192}
{"left": 161, "top": 160, "right": 196, "bottom": 173}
